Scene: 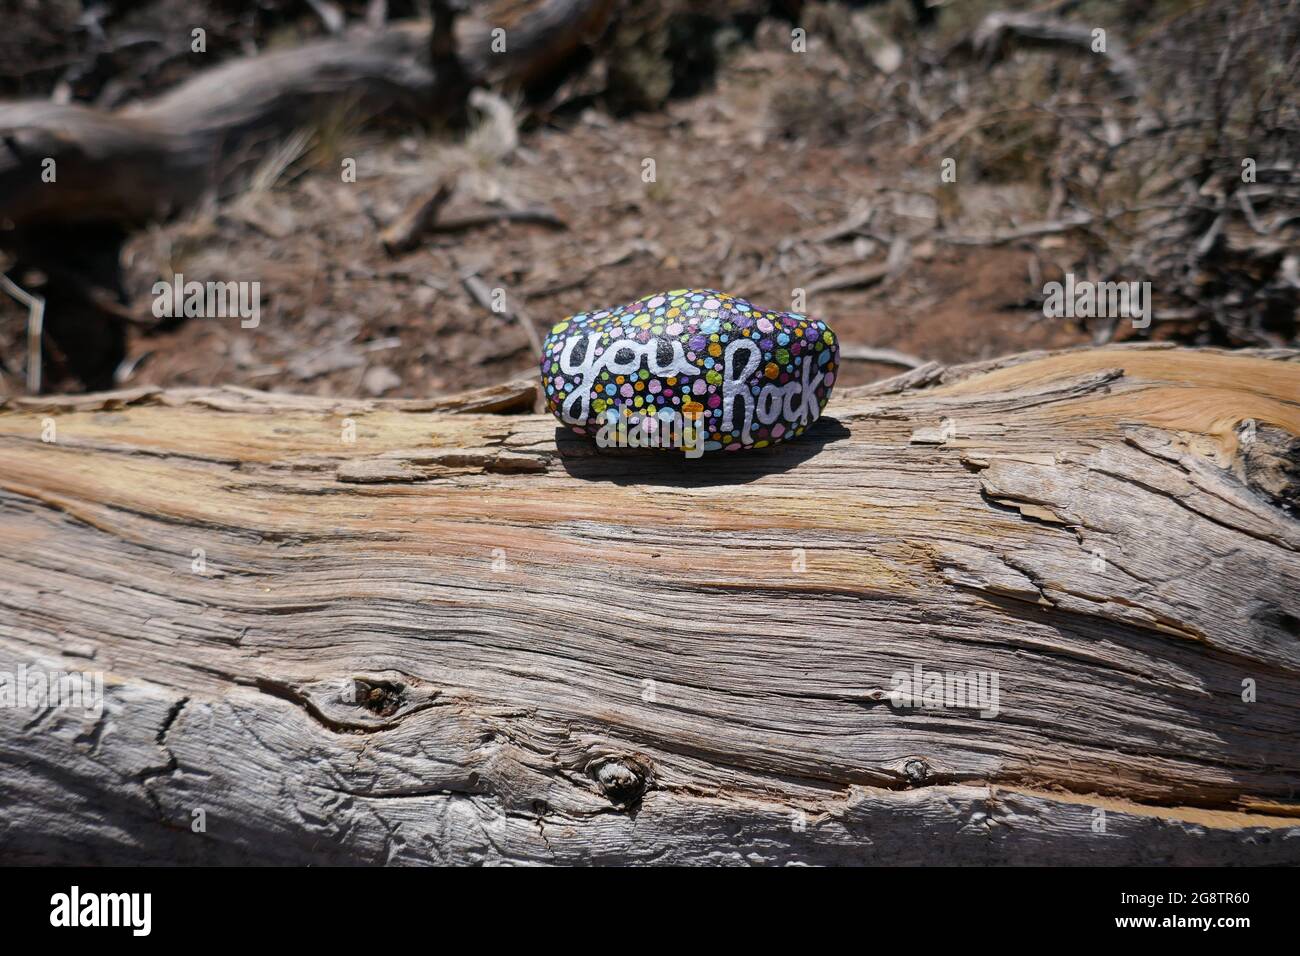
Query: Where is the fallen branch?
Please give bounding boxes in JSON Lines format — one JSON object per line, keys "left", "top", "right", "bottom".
{"left": 0, "top": 0, "right": 613, "bottom": 391}
{"left": 807, "top": 261, "right": 891, "bottom": 293}
{"left": 0, "top": 0, "right": 617, "bottom": 228}
{"left": 0, "top": 273, "right": 45, "bottom": 393}
{"left": 461, "top": 270, "right": 545, "bottom": 359}
{"left": 380, "top": 179, "right": 457, "bottom": 254}
{"left": 839, "top": 344, "right": 927, "bottom": 368}
{"left": 431, "top": 204, "right": 567, "bottom": 234}
{"left": 801, "top": 201, "right": 874, "bottom": 244}
{"left": 959, "top": 11, "right": 1144, "bottom": 97}
{"left": 938, "top": 213, "right": 1093, "bottom": 246}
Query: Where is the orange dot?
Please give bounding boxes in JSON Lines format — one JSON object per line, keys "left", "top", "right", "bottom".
{"left": 764, "top": 362, "right": 779, "bottom": 379}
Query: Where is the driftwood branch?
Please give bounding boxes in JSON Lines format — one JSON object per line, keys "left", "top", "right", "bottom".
{"left": 959, "top": 11, "right": 1144, "bottom": 96}
{"left": 838, "top": 344, "right": 927, "bottom": 368}
{"left": 0, "top": 0, "right": 613, "bottom": 392}
{"left": 0, "top": 0, "right": 616, "bottom": 228}
{"left": 1, "top": 344, "right": 1298, "bottom": 864}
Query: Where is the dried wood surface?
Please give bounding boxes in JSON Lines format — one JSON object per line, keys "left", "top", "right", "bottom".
{"left": 1, "top": 343, "right": 1298, "bottom": 864}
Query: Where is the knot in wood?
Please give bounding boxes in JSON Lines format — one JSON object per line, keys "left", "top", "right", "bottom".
{"left": 351, "top": 679, "right": 404, "bottom": 717}
{"left": 589, "top": 756, "right": 648, "bottom": 805}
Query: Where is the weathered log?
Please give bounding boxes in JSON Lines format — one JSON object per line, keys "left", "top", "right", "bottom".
{"left": 0, "top": 0, "right": 615, "bottom": 391}
{"left": 0, "top": 0, "right": 617, "bottom": 228}
{"left": 1, "top": 344, "right": 1298, "bottom": 864}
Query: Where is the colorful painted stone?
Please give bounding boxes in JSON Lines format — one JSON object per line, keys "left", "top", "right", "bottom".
{"left": 541, "top": 289, "right": 839, "bottom": 453}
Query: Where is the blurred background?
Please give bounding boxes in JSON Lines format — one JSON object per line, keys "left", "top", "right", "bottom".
{"left": 0, "top": 0, "right": 1296, "bottom": 399}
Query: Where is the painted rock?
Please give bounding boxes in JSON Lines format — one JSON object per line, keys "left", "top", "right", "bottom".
{"left": 541, "top": 289, "right": 839, "bottom": 453}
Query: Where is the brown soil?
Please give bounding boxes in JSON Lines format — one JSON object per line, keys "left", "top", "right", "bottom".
{"left": 0, "top": 23, "right": 1096, "bottom": 400}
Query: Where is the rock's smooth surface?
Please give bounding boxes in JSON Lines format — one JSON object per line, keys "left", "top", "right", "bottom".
{"left": 541, "top": 289, "right": 839, "bottom": 452}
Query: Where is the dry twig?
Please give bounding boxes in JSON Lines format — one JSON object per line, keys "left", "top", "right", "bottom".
{"left": 0, "top": 273, "right": 45, "bottom": 394}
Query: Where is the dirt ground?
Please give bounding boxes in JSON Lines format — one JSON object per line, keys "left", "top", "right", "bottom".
{"left": 0, "top": 10, "right": 1123, "bottom": 399}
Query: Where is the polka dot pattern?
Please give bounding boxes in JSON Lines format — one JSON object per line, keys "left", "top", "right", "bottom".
{"left": 541, "top": 289, "right": 839, "bottom": 452}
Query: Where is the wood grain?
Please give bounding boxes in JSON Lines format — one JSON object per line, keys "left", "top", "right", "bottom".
{"left": 1, "top": 344, "right": 1298, "bottom": 864}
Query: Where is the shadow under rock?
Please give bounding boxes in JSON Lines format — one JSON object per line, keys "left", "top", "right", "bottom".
{"left": 555, "top": 416, "right": 851, "bottom": 487}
